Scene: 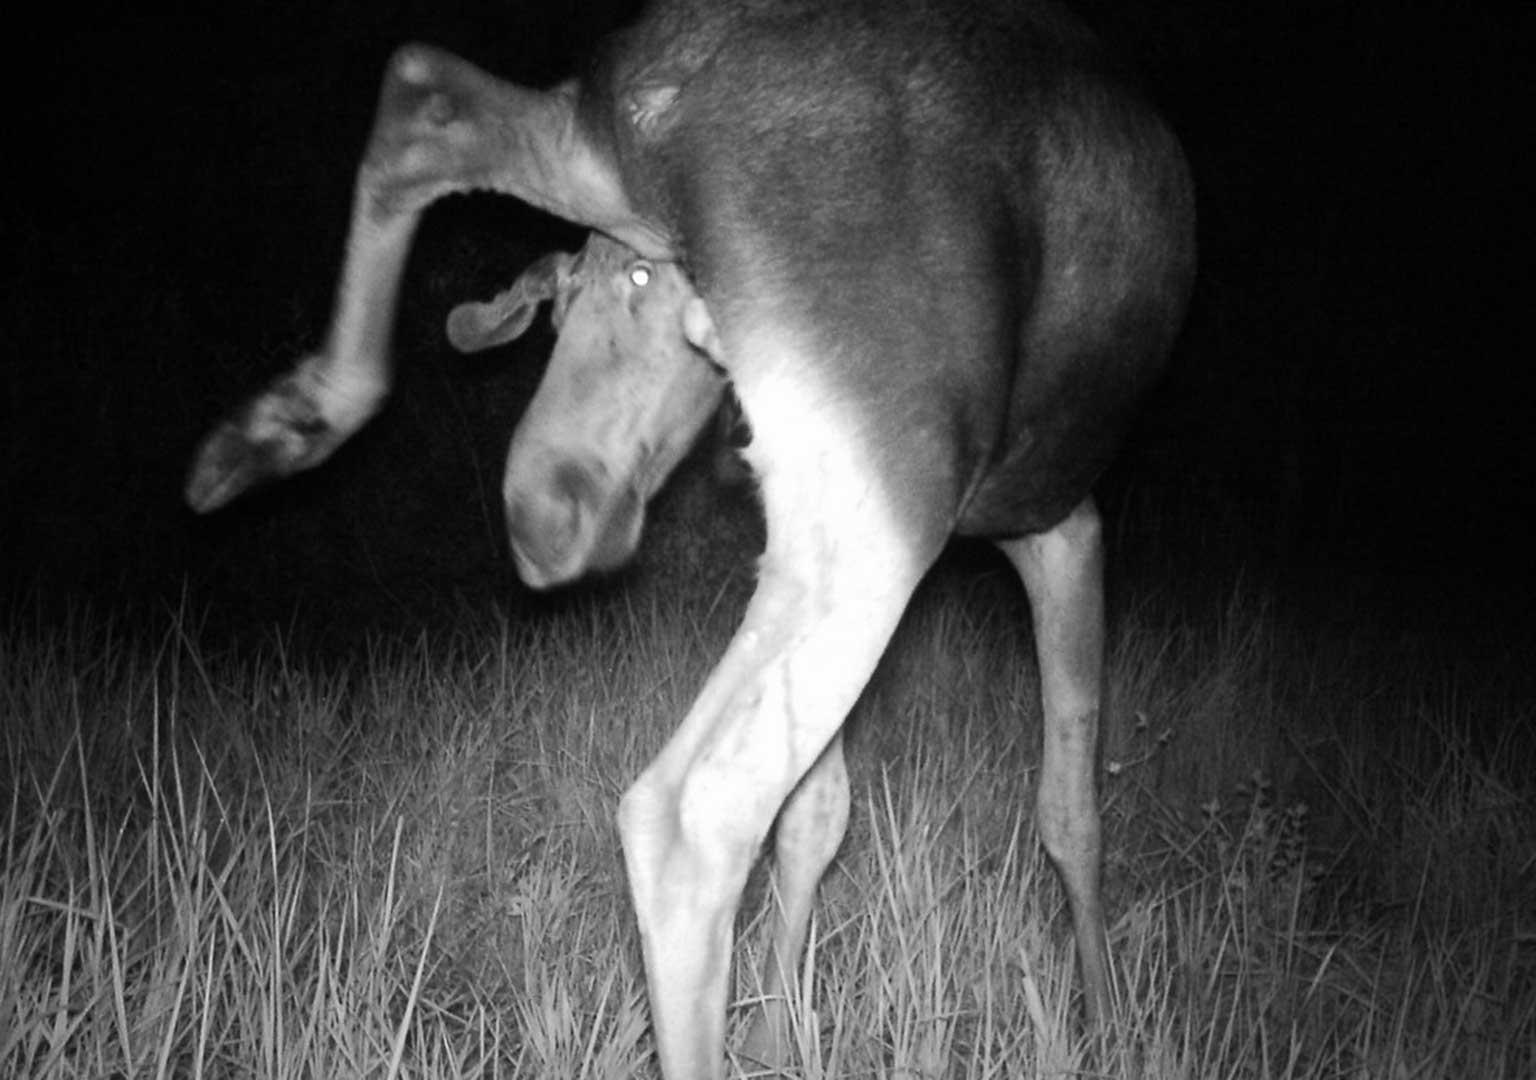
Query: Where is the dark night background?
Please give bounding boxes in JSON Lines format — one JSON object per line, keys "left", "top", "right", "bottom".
{"left": 2, "top": 1, "right": 1530, "bottom": 661}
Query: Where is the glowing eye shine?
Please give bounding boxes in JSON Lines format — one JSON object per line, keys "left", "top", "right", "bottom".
{"left": 629, "top": 264, "right": 652, "bottom": 288}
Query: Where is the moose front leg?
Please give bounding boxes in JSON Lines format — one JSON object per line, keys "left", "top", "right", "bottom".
{"left": 739, "top": 730, "right": 850, "bottom": 1069}
{"left": 995, "top": 498, "right": 1114, "bottom": 1026}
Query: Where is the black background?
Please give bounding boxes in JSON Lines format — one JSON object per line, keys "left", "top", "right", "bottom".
{"left": 3, "top": 1, "right": 1529, "bottom": 649}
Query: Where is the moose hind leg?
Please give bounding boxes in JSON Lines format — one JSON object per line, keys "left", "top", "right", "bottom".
{"left": 617, "top": 557, "right": 921, "bottom": 1079}
{"left": 995, "top": 497, "right": 1114, "bottom": 1025}
{"left": 184, "top": 356, "right": 383, "bottom": 513}
{"left": 617, "top": 325, "right": 944, "bottom": 1078}
{"left": 739, "top": 731, "right": 850, "bottom": 1071}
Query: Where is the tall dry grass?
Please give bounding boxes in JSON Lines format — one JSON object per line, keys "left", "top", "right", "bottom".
{"left": 3, "top": 578, "right": 1532, "bottom": 1077}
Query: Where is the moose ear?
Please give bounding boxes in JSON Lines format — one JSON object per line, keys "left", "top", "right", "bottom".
{"left": 682, "top": 296, "right": 720, "bottom": 361}
{"left": 446, "top": 250, "right": 574, "bottom": 353}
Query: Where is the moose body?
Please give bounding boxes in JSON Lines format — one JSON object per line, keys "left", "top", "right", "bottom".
{"left": 187, "top": 1, "right": 1195, "bottom": 1075}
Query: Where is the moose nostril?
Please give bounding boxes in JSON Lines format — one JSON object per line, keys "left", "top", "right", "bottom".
{"left": 506, "top": 491, "right": 567, "bottom": 553}
{"left": 503, "top": 460, "right": 606, "bottom": 587}
{"left": 504, "top": 467, "right": 594, "bottom": 572}
{"left": 551, "top": 460, "right": 599, "bottom": 508}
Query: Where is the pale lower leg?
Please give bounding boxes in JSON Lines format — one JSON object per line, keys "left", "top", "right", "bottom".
{"left": 996, "top": 497, "right": 1114, "bottom": 1025}
{"left": 739, "top": 733, "right": 850, "bottom": 1071}
{"left": 619, "top": 781, "right": 750, "bottom": 1080}
{"left": 617, "top": 567, "right": 921, "bottom": 1079}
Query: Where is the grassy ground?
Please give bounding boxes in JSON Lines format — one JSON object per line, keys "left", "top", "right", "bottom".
{"left": 3, "top": 570, "right": 1533, "bottom": 1078}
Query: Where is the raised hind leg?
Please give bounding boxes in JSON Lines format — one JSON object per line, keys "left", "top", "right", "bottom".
{"left": 739, "top": 731, "right": 850, "bottom": 1072}
{"left": 186, "top": 46, "right": 665, "bottom": 513}
{"left": 995, "top": 497, "right": 1114, "bottom": 1025}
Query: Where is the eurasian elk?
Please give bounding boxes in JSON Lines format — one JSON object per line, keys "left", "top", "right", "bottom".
{"left": 188, "top": 1, "right": 1196, "bottom": 1074}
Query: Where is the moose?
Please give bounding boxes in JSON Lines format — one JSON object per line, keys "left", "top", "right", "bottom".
{"left": 187, "top": 0, "right": 1196, "bottom": 1074}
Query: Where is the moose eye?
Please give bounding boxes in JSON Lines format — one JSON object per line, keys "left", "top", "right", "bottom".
{"left": 628, "top": 263, "right": 653, "bottom": 288}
